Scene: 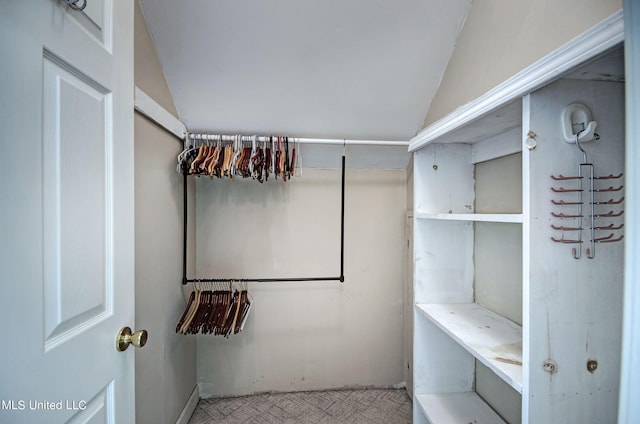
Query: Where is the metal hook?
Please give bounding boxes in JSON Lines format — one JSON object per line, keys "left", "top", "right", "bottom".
{"left": 595, "top": 234, "right": 624, "bottom": 243}
{"left": 550, "top": 237, "right": 583, "bottom": 244}
{"left": 551, "top": 224, "right": 583, "bottom": 231}
{"left": 593, "top": 173, "right": 623, "bottom": 180}
{"left": 551, "top": 174, "right": 583, "bottom": 180}
{"left": 551, "top": 186, "right": 583, "bottom": 193}
{"left": 575, "top": 132, "right": 588, "bottom": 163}
{"left": 551, "top": 212, "right": 583, "bottom": 218}
{"left": 593, "top": 185, "right": 624, "bottom": 192}
{"left": 551, "top": 199, "right": 583, "bottom": 205}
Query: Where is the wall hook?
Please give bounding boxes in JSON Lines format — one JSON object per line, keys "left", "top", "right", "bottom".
{"left": 562, "top": 103, "right": 598, "bottom": 143}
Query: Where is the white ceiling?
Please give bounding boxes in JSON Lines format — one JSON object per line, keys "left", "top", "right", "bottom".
{"left": 139, "top": 0, "right": 471, "bottom": 142}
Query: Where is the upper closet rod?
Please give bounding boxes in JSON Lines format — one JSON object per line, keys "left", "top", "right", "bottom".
{"left": 187, "top": 133, "right": 409, "bottom": 147}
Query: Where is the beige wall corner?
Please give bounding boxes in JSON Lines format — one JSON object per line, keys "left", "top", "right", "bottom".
{"left": 422, "top": 0, "right": 621, "bottom": 128}
{"left": 134, "top": 1, "right": 196, "bottom": 424}
{"left": 134, "top": 0, "right": 179, "bottom": 118}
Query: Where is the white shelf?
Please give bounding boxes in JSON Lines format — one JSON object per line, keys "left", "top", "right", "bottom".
{"left": 415, "top": 212, "right": 523, "bottom": 223}
{"left": 416, "top": 392, "right": 506, "bottom": 424}
{"left": 416, "top": 303, "right": 523, "bottom": 393}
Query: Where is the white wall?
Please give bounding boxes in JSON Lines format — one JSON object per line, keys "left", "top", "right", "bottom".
{"left": 194, "top": 168, "right": 406, "bottom": 397}
{"left": 134, "top": 1, "right": 197, "bottom": 422}
{"left": 423, "top": 0, "right": 622, "bottom": 127}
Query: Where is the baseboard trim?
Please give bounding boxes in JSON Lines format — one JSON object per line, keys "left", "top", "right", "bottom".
{"left": 175, "top": 385, "right": 199, "bottom": 424}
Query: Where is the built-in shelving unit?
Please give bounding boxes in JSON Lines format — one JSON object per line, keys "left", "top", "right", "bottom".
{"left": 410, "top": 27, "right": 626, "bottom": 423}
{"left": 411, "top": 103, "right": 524, "bottom": 423}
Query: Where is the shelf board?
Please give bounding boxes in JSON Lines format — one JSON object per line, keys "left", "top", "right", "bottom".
{"left": 416, "top": 303, "right": 523, "bottom": 393}
{"left": 416, "top": 392, "right": 506, "bottom": 424}
{"left": 415, "top": 212, "right": 523, "bottom": 223}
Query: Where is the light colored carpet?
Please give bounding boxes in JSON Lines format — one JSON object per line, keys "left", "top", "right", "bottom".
{"left": 188, "top": 388, "right": 412, "bottom": 424}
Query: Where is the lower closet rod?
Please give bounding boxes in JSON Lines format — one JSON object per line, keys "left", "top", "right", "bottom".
{"left": 182, "top": 156, "right": 345, "bottom": 285}
{"left": 186, "top": 277, "right": 341, "bottom": 283}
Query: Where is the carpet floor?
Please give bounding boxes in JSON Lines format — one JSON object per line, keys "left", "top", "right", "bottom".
{"left": 188, "top": 388, "right": 412, "bottom": 424}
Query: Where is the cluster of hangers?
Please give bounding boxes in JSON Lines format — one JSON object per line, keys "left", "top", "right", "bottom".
{"left": 549, "top": 132, "right": 624, "bottom": 259}
{"left": 176, "top": 282, "right": 252, "bottom": 337}
{"left": 177, "top": 134, "right": 300, "bottom": 183}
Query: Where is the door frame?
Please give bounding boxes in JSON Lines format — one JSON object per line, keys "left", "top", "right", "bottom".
{"left": 619, "top": 1, "right": 640, "bottom": 423}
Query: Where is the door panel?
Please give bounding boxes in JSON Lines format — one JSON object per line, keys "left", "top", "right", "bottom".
{"left": 66, "top": 382, "right": 114, "bottom": 424}
{"left": 67, "top": 0, "right": 113, "bottom": 52}
{"left": 42, "top": 51, "right": 113, "bottom": 350}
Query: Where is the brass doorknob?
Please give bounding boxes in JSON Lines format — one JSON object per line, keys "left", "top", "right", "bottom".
{"left": 116, "top": 326, "right": 148, "bottom": 352}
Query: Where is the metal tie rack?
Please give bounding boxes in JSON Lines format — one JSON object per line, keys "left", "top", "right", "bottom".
{"left": 550, "top": 132, "right": 624, "bottom": 259}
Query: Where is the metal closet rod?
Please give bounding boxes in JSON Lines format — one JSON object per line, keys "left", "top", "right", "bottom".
{"left": 186, "top": 277, "right": 342, "bottom": 283}
{"left": 187, "top": 132, "right": 409, "bottom": 147}
{"left": 182, "top": 155, "right": 346, "bottom": 285}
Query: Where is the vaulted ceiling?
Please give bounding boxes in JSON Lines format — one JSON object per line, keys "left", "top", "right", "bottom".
{"left": 139, "top": 0, "right": 472, "bottom": 141}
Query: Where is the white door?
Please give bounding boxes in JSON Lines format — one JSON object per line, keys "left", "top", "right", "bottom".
{"left": 0, "top": 1, "right": 136, "bottom": 423}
